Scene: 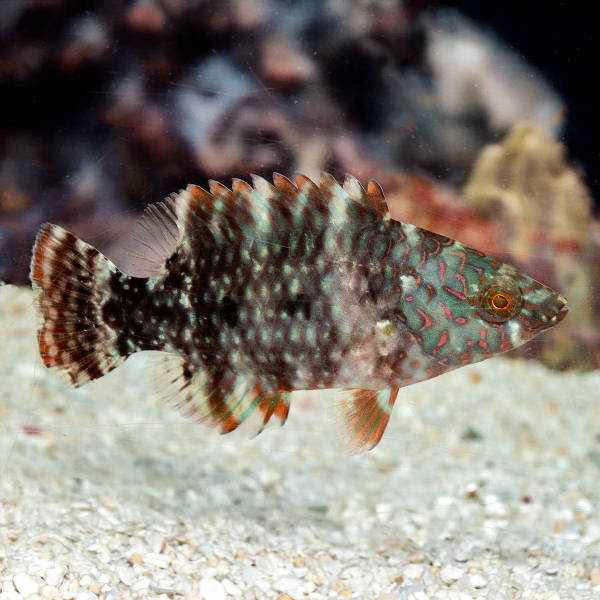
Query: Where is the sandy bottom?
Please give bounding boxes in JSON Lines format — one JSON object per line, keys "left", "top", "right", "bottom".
{"left": 1, "top": 285, "right": 599, "bottom": 600}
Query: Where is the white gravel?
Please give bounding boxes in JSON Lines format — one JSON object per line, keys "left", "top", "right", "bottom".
{"left": 1, "top": 285, "right": 600, "bottom": 600}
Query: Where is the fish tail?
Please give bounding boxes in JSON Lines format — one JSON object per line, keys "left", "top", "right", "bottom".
{"left": 30, "top": 223, "right": 129, "bottom": 387}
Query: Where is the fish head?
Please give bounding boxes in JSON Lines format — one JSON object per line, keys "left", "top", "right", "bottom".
{"left": 439, "top": 254, "right": 569, "bottom": 364}
{"left": 403, "top": 242, "right": 569, "bottom": 368}
{"left": 473, "top": 262, "right": 569, "bottom": 345}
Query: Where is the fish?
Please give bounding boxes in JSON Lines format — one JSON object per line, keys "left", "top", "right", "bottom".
{"left": 30, "top": 173, "right": 569, "bottom": 453}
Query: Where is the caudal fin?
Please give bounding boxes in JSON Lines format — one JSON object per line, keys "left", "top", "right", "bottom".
{"left": 30, "top": 223, "right": 128, "bottom": 387}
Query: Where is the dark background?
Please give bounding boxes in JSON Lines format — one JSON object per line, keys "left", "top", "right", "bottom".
{"left": 1, "top": 0, "right": 597, "bottom": 202}
{"left": 1, "top": 0, "right": 598, "bottom": 285}
{"left": 450, "top": 0, "right": 599, "bottom": 208}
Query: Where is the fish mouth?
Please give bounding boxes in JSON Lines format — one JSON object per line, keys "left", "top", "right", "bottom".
{"left": 522, "top": 295, "right": 568, "bottom": 337}
{"left": 555, "top": 295, "right": 569, "bottom": 323}
{"left": 548, "top": 295, "right": 569, "bottom": 327}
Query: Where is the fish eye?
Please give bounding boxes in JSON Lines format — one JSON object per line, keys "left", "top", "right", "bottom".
{"left": 491, "top": 293, "right": 509, "bottom": 310}
{"left": 476, "top": 276, "right": 522, "bottom": 323}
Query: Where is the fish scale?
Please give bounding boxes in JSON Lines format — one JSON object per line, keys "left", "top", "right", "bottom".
{"left": 30, "top": 173, "right": 568, "bottom": 453}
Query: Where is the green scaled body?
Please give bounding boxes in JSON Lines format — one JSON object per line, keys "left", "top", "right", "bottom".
{"left": 31, "top": 173, "right": 568, "bottom": 453}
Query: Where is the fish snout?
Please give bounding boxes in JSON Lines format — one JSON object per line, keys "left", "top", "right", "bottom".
{"left": 553, "top": 295, "right": 569, "bottom": 325}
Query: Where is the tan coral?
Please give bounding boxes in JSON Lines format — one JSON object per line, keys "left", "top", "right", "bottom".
{"left": 464, "top": 122, "right": 600, "bottom": 369}
{"left": 464, "top": 122, "right": 591, "bottom": 256}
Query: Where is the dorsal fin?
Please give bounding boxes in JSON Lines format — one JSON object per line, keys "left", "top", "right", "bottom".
{"left": 366, "top": 180, "right": 389, "bottom": 217}
{"left": 343, "top": 174, "right": 390, "bottom": 219}
{"left": 208, "top": 180, "right": 234, "bottom": 202}
{"left": 231, "top": 178, "right": 252, "bottom": 195}
{"left": 127, "top": 173, "right": 390, "bottom": 274}
{"left": 251, "top": 173, "right": 276, "bottom": 198}
{"left": 126, "top": 197, "right": 180, "bottom": 276}
{"left": 272, "top": 172, "right": 296, "bottom": 193}
{"left": 231, "top": 177, "right": 274, "bottom": 237}
{"left": 318, "top": 172, "right": 389, "bottom": 227}
{"left": 318, "top": 172, "right": 350, "bottom": 226}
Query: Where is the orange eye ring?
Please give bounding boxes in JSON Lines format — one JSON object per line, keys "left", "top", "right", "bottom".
{"left": 491, "top": 293, "right": 510, "bottom": 310}
{"left": 476, "top": 277, "right": 522, "bottom": 323}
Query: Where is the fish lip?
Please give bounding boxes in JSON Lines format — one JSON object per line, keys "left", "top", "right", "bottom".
{"left": 546, "top": 296, "right": 569, "bottom": 327}
{"left": 555, "top": 303, "right": 569, "bottom": 324}
{"left": 533, "top": 296, "right": 568, "bottom": 332}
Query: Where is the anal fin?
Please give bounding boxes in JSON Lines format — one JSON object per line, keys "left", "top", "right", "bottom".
{"left": 250, "top": 393, "right": 291, "bottom": 437}
{"left": 146, "top": 353, "right": 291, "bottom": 437}
{"left": 333, "top": 388, "right": 399, "bottom": 454}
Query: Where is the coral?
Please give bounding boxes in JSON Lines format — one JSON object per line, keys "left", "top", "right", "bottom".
{"left": 463, "top": 123, "right": 600, "bottom": 370}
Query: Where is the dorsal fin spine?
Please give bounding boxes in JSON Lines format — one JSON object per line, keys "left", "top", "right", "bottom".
{"left": 319, "top": 173, "right": 353, "bottom": 226}
{"left": 128, "top": 172, "right": 390, "bottom": 277}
